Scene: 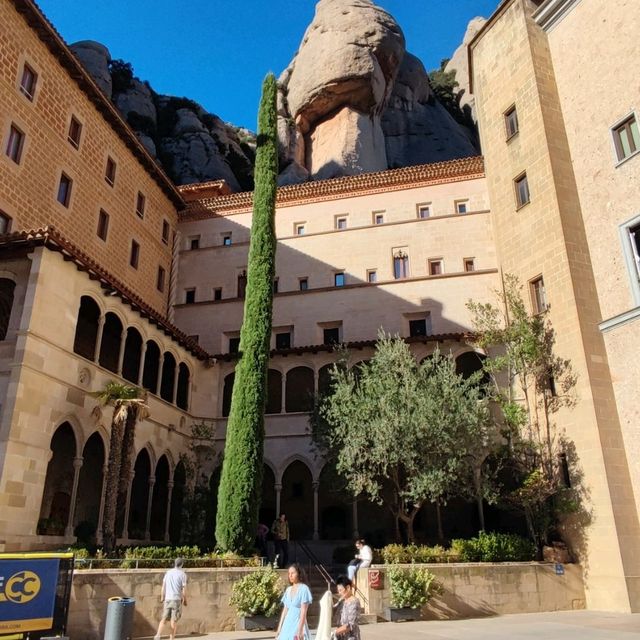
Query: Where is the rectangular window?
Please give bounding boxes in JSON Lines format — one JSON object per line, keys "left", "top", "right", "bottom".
{"left": 222, "top": 234, "right": 232, "bottom": 246}
{"left": 367, "top": 269, "right": 377, "bottom": 283}
{"left": 213, "top": 287, "right": 222, "bottom": 301}
{"left": 334, "top": 272, "right": 345, "bottom": 287}
{"left": 612, "top": 114, "right": 639, "bottom": 162}
{"left": 515, "top": 173, "right": 530, "bottom": 208}
{"left": 129, "top": 239, "right": 140, "bottom": 269}
{"left": 68, "top": 115, "right": 82, "bottom": 149}
{"left": 189, "top": 236, "right": 200, "bottom": 250}
{"left": 156, "top": 266, "right": 166, "bottom": 292}
{"left": 625, "top": 221, "right": 640, "bottom": 290}
{"left": 237, "top": 271, "right": 247, "bottom": 298}
{"left": 135, "top": 191, "right": 146, "bottom": 218}
{"left": 6, "top": 125, "right": 25, "bottom": 164}
{"left": 428, "top": 259, "right": 443, "bottom": 275}
{"left": 530, "top": 276, "right": 547, "bottom": 314}
{"left": 97, "top": 209, "right": 109, "bottom": 241}
{"left": 464, "top": 258, "right": 475, "bottom": 272}
{"left": 504, "top": 105, "right": 519, "bottom": 139}
{"left": 455, "top": 200, "right": 468, "bottom": 214}
{"left": 417, "top": 204, "right": 431, "bottom": 219}
{"left": 229, "top": 337, "right": 240, "bottom": 353}
{"left": 185, "top": 288, "right": 196, "bottom": 304}
{"left": 393, "top": 252, "right": 409, "bottom": 279}
{"left": 57, "top": 173, "right": 72, "bottom": 207}
{"left": 373, "top": 211, "right": 384, "bottom": 225}
{"left": 335, "top": 216, "right": 347, "bottom": 230}
{"left": 0, "top": 211, "right": 12, "bottom": 235}
{"left": 105, "top": 156, "right": 117, "bottom": 186}
{"left": 276, "top": 332, "right": 291, "bottom": 349}
{"left": 323, "top": 327, "right": 341, "bottom": 345}
{"left": 162, "top": 220, "right": 170, "bottom": 245}
{"left": 295, "top": 223, "right": 305, "bottom": 235}
{"left": 19, "top": 63, "right": 37, "bottom": 100}
{"left": 299, "top": 278, "right": 309, "bottom": 291}
{"left": 409, "top": 319, "right": 428, "bottom": 337}
{"left": 273, "top": 278, "right": 279, "bottom": 294}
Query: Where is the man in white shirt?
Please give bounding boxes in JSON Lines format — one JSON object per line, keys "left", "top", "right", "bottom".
{"left": 347, "top": 539, "right": 373, "bottom": 583}
{"left": 154, "top": 557, "right": 187, "bottom": 640}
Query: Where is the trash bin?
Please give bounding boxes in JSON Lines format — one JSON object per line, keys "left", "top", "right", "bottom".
{"left": 104, "top": 596, "right": 136, "bottom": 640}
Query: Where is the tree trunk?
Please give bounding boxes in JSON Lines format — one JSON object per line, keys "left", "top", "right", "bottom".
{"left": 476, "top": 494, "right": 485, "bottom": 532}
{"left": 117, "top": 410, "right": 137, "bottom": 519}
{"left": 102, "top": 415, "right": 125, "bottom": 554}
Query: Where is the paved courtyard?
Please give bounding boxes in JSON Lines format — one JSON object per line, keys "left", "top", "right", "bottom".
{"left": 193, "top": 611, "right": 640, "bottom": 640}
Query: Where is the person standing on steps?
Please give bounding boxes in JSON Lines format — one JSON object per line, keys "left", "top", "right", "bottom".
{"left": 275, "top": 563, "right": 312, "bottom": 640}
{"left": 272, "top": 512, "right": 290, "bottom": 568}
{"left": 154, "top": 557, "right": 187, "bottom": 640}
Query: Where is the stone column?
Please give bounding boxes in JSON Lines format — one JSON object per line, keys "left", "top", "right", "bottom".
{"left": 352, "top": 501, "right": 359, "bottom": 539}
{"left": 65, "top": 456, "right": 84, "bottom": 537}
{"left": 96, "top": 464, "right": 108, "bottom": 545}
{"left": 172, "top": 372, "right": 179, "bottom": 405}
{"left": 117, "top": 331, "right": 127, "bottom": 376}
{"left": 137, "top": 341, "right": 148, "bottom": 386}
{"left": 313, "top": 368, "right": 319, "bottom": 395}
{"left": 144, "top": 475, "right": 156, "bottom": 540}
{"left": 312, "top": 481, "right": 320, "bottom": 540}
{"left": 281, "top": 372, "right": 287, "bottom": 413}
{"left": 164, "top": 481, "right": 174, "bottom": 542}
{"left": 156, "top": 357, "right": 165, "bottom": 397}
{"left": 94, "top": 315, "right": 105, "bottom": 362}
{"left": 121, "top": 469, "right": 134, "bottom": 540}
{"left": 275, "top": 483, "right": 282, "bottom": 516}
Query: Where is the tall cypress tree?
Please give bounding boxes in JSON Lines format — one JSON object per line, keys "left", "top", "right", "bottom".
{"left": 215, "top": 74, "right": 278, "bottom": 553}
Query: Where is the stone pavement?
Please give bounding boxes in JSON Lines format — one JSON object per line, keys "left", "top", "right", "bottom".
{"left": 188, "top": 610, "right": 640, "bottom": 640}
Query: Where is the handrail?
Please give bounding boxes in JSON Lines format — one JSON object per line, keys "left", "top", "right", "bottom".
{"left": 296, "top": 540, "right": 335, "bottom": 590}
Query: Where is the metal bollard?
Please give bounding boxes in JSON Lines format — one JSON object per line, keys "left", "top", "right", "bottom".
{"left": 104, "top": 596, "right": 136, "bottom": 640}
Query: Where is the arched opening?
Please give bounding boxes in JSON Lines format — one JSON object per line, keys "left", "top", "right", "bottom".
{"left": 281, "top": 460, "right": 313, "bottom": 540}
{"left": 259, "top": 464, "right": 277, "bottom": 527}
{"left": 352, "top": 359, "right": 370, "bottom": 384}
{"left": 98, "top": 312, "right": 123, "bottom": 373}
{"left": 222, "top": 372, "right": 235, "bottom": 417}
{"left": 318, "top": 364, "right": 334, "bottom": 397}
{"left": 285, "top": 367, "right": 314, "bottom": 412}
{"left": 176, "top": 363, "right": 190, "bottom": 410}
{"left": 0, "top": 278, "right": 15, "bottom": 341}
{"left": 128, "top": 449, "right": 151, "bottom": 540}
{"left": 266, "top": 369, "right": 282, "bottom": 414}
{"left": 38, "top": 422, "right": 76, "bottom": 536}
{"left": 73, "top": 295, "right": 100, "bottom": 360}
{"left": 455, "top": 351, "right": 490, "bottom": 388}
{"left": 142, "top": 340, "right": 160, "bottom": 394}
{"left": 318, "top": 463, "right": 350, "bottom": 540}
{"left": 169, "top": 460, "right": 186, "bottom": 543}
{"left": 150, "top": 455, "right": 170, "bottom": 541}
{"left": 160, "top": 352, "right": 177, "bottom": 403}
{"left": 73, "top": 432, "right": 105, "bottom": 542}
{"left": 122, "top": 328, "right": 143, "bottom": 384}
{"left": 205, "top": 466, "right": 222, "bottom": 547}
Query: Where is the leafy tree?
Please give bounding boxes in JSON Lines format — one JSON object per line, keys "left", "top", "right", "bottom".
{"left": 313, "top": 334, "right": 493, "bottom": 543}
{"left": 108, "top": 59, "right": 134, "bottom": 94}
{"left": 215, "top": 74, "right": 278, "bottom": 553}
{"left": 92, "top": 381, "right": 149, "bottom": 554}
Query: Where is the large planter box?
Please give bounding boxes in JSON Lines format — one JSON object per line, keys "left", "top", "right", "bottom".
{"left": 236, "top": 614, "right": 279, "bottom": 631}
{"left": 384, "top": 606, "right": 421, "bottom": 622}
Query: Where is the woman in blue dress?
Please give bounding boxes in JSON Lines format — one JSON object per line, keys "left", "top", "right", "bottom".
{"left": 275, "top": 563, "right": 312, "bottom": 640}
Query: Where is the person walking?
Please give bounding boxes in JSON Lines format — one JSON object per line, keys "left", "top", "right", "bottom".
{"left": 154, "top": 557, "right": 187, "bottom": 640}
{"left": 346, "top": 539, "right": 372, "bottom": 585}
{"left": 333, "top": 575, "right": 361, "bottom": 640}
{"left": 271, "top": 513, "right": 290, "bottom": 568}
{"left": 275, "top": 563, "right": 312, "bottom": 640}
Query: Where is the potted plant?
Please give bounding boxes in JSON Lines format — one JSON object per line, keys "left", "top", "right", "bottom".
{"left": 230, "top": 567, "right": 283, "bottom": 631}
{"left": 384, "top": 566, "right": 441, "bottom": 622}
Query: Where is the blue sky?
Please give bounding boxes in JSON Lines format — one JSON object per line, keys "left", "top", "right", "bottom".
{"left": 37, "top": 0, "right": 498, "bottom": 131}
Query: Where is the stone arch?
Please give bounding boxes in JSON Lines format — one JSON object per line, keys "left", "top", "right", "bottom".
{"left": 176, "top": 363, "right": 190, "bottom": 410}
{"left": 142, "top": 340, "right": 161, "bottom": 394}
{"left": 281, "top": 458, "right": 314, "bottom": 540}
{"left": 285, "top": 366, "right": 314, "bottom": 413}
{"left": 455, "top": 350, "right": 490, "bottom": 387}
{"left": 160, "top": 352, "right": 177, "bottom": 403}
{"left": 73, "top": 431, "right": 105, "bottom": 539}
{"left": 122, "top": 327, "right": 143, "bottom": 384}
{"left": 222, "top": 371, "right": 235, "bottom": 417}
{"left": 169, "top": 459, "right": 187, "bottom": 543}
{"left": 128, "top": 447, "right": 152, "bottom": 540}
{"left": 266, "top": 368, "right": 282, "bottom": 414}
{"left": 98, "top": 312, "right": 123, "bottom": 373}
{"left": 150, "top": 455, "right": 171, "bottom": 541}
{"left": 73, "top": 295, "right": 100, "bottom": 360}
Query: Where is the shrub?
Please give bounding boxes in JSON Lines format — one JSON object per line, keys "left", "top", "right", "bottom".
{"left": 388, "top": 566, "right": 441, "bottom": 609}
{"left": 230, "top": 567, "right": 283, "bottom": 617}
{"left": 451, "top": 532, "right": 536, "bottom": 562}
{"left": 380, "top": 544, "right": 456, "bottom": 564}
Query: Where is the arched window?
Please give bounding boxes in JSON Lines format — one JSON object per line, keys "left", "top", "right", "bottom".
{"left": 455, "top": 351, "right": 490, "bottom": 389}
{"left": 150, "top": 455, "right": 170, "bottom": 541}
{"left": 73, "top": 295, "right": 100, "bottom": 359}
{"left": 160, "top": 352, "right": 177, "bottom": 402}
{"left": 122, "top": 328, "right": 143, "bottom": 384}
{"left": 128, "top": 448, "right": 151, "bottom": 540}
{"left": 285, "top": 367, "right": 314, "bottom": 413}
{"left": 266, "top": 369, "right": 282, "bottom": 414}
{"left": 169, "top": 460, "right": 186, "bottom": 543}
{"left": 74, "top": 432, "right": 105, "bottom": 533}
{"left": 98, "top": 312, "right": 123, "bottom": 373}
{"left": 222, "top": 372, "right": 235, "bottom": 417}
{"left": 176, "top": 363, "right": 190, "bottom": 410}
{"left": 142, "top": 340, "right": 160, "bottom": 394}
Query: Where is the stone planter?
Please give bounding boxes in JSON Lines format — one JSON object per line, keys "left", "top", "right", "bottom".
{"left": 384, "top": 606, "right": 421, "bottom": 622}
{"left": 236, "top": 614, "right": 279, "bottom": 631}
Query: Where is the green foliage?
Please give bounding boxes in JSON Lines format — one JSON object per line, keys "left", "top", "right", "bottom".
{"left": 388, "top": 566, "right": 441, "bottom": 609}
{"left": 230, "top": 568, "right": 283, "bottom": 617}
{"left": 381, "top": 544, "right": 455, "bottom": 564}
{"left": 109, "top": 59, "right": 134, "bottom": 94}
{"left": 451, "top": 532, "right": 536, "bottom": 562}
{"left": 215, "top": 74, "right": 278, "bottom": 553}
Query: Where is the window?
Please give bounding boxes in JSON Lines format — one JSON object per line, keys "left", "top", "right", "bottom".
{"left": 273, "top": 278, "right": 279, "bottom": 294}
{"left": 295, "top": 223, "right": 305, "bottom": 235}
{"left": 417, "top": 204, "right": 431, "bottom": 219}
{"left": 162, "top": 220, "right": 170, "bottom": 245}
{"left": 409, "top": 319, "right": 428, "bottom": 337}
{"left": 373, "top": 211, "right": 384, "bottom": 225}
{"left": 6, "top": 125, "right": 25, "bottom": 164}
{"left": 455, "top": 200, "right": 468, "bottom": 214}
{"left": 428, "top": 259, "right": 443, "bottom": 275}
{"left": 334, "top": 272, "right": 345, "bottom": 287}
{"left": 229, "top": 337, "right": 240, "bottom": 353}
{"left": 0, "top": 211, "right": 12, "bottom": 235}
{"left": 276, "top": 332, "right": 291, "bottom": 349}
{"left": 57, "top": 173, "right": 72, "bottom": 207}
{"left": 97, "top": 209, "right": 109, "bottom": 241}
{"left": 299, "top": 278, "right": 309, "bottom": 291}
{"left": 237, "top": 271, "right": 247, "bottom": 298}
{"left": 505, "top": 105, "right": 519, "bottom": 139}
{"left": 464, "top": 258, "right": 475, "bottom": 272}
{"left": 135, "top": 191, "right": 146, "bottom": 218}
{"left": 622, "top": 219, "right": 640, "bottom": 298}
{"left": 393, "top": 251, "right": 409, "bottom": 279}
{"left": 612, "top": 114, "right": 639, "bottom": 162}
{"left": 19, "top": 63, "right": 37, "bottom": 100}
{"left": 222, "top": 234, "right": 232, "bottom": 246}
{"left": 185, "top": 288, "right": 196, "bottom": 304}
{"left": 189, "top": 235, "right": 200, "bottom": 250}
{"left": 530, "top": 276, "right": 547, "bottom": 314}
{"left": 367, "top": 269, "right": 377, "bottom": 283}
{"left": 105, "top": 156, "right": 116, "bottom": 186}
{"left": 156, "top": 266, "right": 166, "bottom": 292}
{"left": 515, "top": 173, "right": 530, "bottom": 208}
{"left": 323, "top": 327, "right": 341, "bottom": 345}
{"left": 129, "top": 239, "right": 140, "bottom": 269}
{"left": 67, "top": 116, "right": 82, "bottom": 148}
{"left": 335, "top": 216, "right": 347, "bottom": 230}
{"left": 213, "top": 287, "right": 222, "bottom": 301}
